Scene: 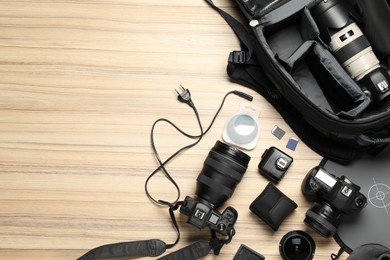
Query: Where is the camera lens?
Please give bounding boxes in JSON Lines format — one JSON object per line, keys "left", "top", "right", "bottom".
{"left": 279, "top": 231, "right": 316, "bottom": 260}
{"left": 312, "top": 0, "right": 380, "bottom": 80}
{"left": 196, "top": 141, "right": 250, "bottom": 208}
{"left": 304, "top": 203, "right": 340, "bottom": 237}
{"left": 311, "top": 0, "right": 390, "bottom": 103}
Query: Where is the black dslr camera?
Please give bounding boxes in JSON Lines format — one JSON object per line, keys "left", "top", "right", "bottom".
{"left": 301, "top": 166, "right": 367, "bottom": 237}
{"left": 180, "top": 141, "right": 250, "bottom": 236}
{"left": 180, "top": 197, "right": 238, "bottom": 236}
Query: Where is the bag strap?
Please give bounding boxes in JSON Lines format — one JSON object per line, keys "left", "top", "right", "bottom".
{"left": 205, "top": 0, "right": 282, "bottom": 98}
{"left": 205, "top": 0, "right": 254, "bottom": 62}
{"left": 331, "top": 247, "right": 346, "bottom": 260}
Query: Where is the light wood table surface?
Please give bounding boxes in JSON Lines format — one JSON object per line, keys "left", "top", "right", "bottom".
{"left": 0, "top": 1, "right": 349, "bottom": 259}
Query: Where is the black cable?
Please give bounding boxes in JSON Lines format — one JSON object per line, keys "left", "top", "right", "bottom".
{"left": 145, "top": 103, "right": 203, "bottom": 205}
{"left": 144, "top": 87, "right": 253, "bottom": 206}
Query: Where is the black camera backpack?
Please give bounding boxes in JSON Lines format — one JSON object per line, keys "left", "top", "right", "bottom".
{"left": 206, "top": 0, "right": 390, "bottom": 163}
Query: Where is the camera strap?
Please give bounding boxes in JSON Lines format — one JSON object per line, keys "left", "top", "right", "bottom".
{"left": 77, "top": 202, "right": 182, "bottom": 260}
{"left": 158, "top": 224, "right": 235, "bottom": 260}
{"left": 78, "top": 200, "right": 234, "bottom": 260}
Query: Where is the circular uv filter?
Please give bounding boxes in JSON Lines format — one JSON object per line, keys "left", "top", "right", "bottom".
{"left": 225, "top": 114, "right": 259, "bottom": 146}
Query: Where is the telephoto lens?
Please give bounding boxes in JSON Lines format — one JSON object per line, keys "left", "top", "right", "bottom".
{"left": 279, "top": 231, "right": 316, "bottom": 260}
{"left": 312, "top": 0, "right": 390, "bottom": 103}
{"left": 196, "top": 140, "right": 251, "bottom": 208}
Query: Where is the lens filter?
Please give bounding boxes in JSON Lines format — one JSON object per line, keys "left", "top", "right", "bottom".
{"left": 222, "top": 105, "right": 260, "bottom": 150}
{"left": 279, "top": 230, "right": 316, "bottom": 260}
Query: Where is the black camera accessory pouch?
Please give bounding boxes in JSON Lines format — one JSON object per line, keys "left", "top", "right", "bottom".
{"left": 249, "top": 182, "right": 297, "bottom": 231}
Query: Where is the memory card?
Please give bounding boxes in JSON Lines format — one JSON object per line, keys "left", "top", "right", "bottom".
{"left": 286, "top": 137, "right": 299, "bottom": 151}
{"left": 271, "top": 125, "right": 286, "bottom": 140}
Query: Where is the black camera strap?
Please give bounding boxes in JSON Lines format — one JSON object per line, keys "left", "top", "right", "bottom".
{"left": 78, "top": 200, "right": 234, "bottom": 260}
{"left": 77, "top": 239, "right": 167, "bottom": 260}
{"left": 158, "top": 218, "right": 235, "bottom": 260}
{"left": 77, "top": 201, "right": 181, "bottom": 260}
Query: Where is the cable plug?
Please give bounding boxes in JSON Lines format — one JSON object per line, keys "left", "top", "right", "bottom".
{"left": 175, "top": 85, "right": 194, "bottom": 107}
{"left": 233, "top": 90, "right": 253, "bottom": 101}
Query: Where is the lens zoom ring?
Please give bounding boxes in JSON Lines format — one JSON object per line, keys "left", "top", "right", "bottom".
{"left": 334, "top": 35, "right": 371, "bottom": 64}
{"left": 197, "top": 174, "right": 233, "bottom": 198}
{"left": 206, "top": 154, "right": 245, "bottom": 182}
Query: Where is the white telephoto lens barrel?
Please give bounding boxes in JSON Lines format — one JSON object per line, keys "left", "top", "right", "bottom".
{"left": 330, "top": 22, "right": 380, "bottom": 80}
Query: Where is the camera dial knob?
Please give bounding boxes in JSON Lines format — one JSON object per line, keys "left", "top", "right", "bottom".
{"left": 310, "top": 182, "right": 318, "bottom": 191}
{"left": 218, "top": 223, "right": 226, "bottom": 231}
{"left": 355, "top": 196, "right": 367, "bottom": 208}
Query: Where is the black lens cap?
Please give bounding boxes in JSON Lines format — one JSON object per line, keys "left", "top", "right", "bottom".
{"left": 279, "top": 230, "right": 316, "bottom": 260}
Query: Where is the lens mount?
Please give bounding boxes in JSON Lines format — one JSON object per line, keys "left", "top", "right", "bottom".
{"left": 279, "top": 230, "right": 316, "bottom": 260}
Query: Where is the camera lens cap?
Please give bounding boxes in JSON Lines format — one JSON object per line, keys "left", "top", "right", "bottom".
{"left": 279, "top": 230, "right": 316, "bottom": 260}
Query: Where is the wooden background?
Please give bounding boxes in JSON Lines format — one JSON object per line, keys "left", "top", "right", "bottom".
{"left": 0, "top": 0, "right": 348, "bottom": 259}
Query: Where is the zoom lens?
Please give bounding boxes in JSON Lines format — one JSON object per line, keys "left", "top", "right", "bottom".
{"left": 312, "top": 0, "right": 390, "bottom": 102}
{"left": 279, "top": 231, "right": 316, "bottom": 260}
{"left": 196, "top": 141, "right": 250, "bottom": 208}
{"left": 312, "top": 0, "right": 380, "bottom": 80}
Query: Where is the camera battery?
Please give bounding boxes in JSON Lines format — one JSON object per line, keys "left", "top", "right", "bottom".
{"left": 258, "top": 147, "right": 293, "bottom": 183}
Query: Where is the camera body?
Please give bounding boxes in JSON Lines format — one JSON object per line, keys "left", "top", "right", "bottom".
{"left": 180, "top": 196, "right": 238, "bottom": 236}
{"left": 301, "top": 166, "right": 367, "bottom": 237}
